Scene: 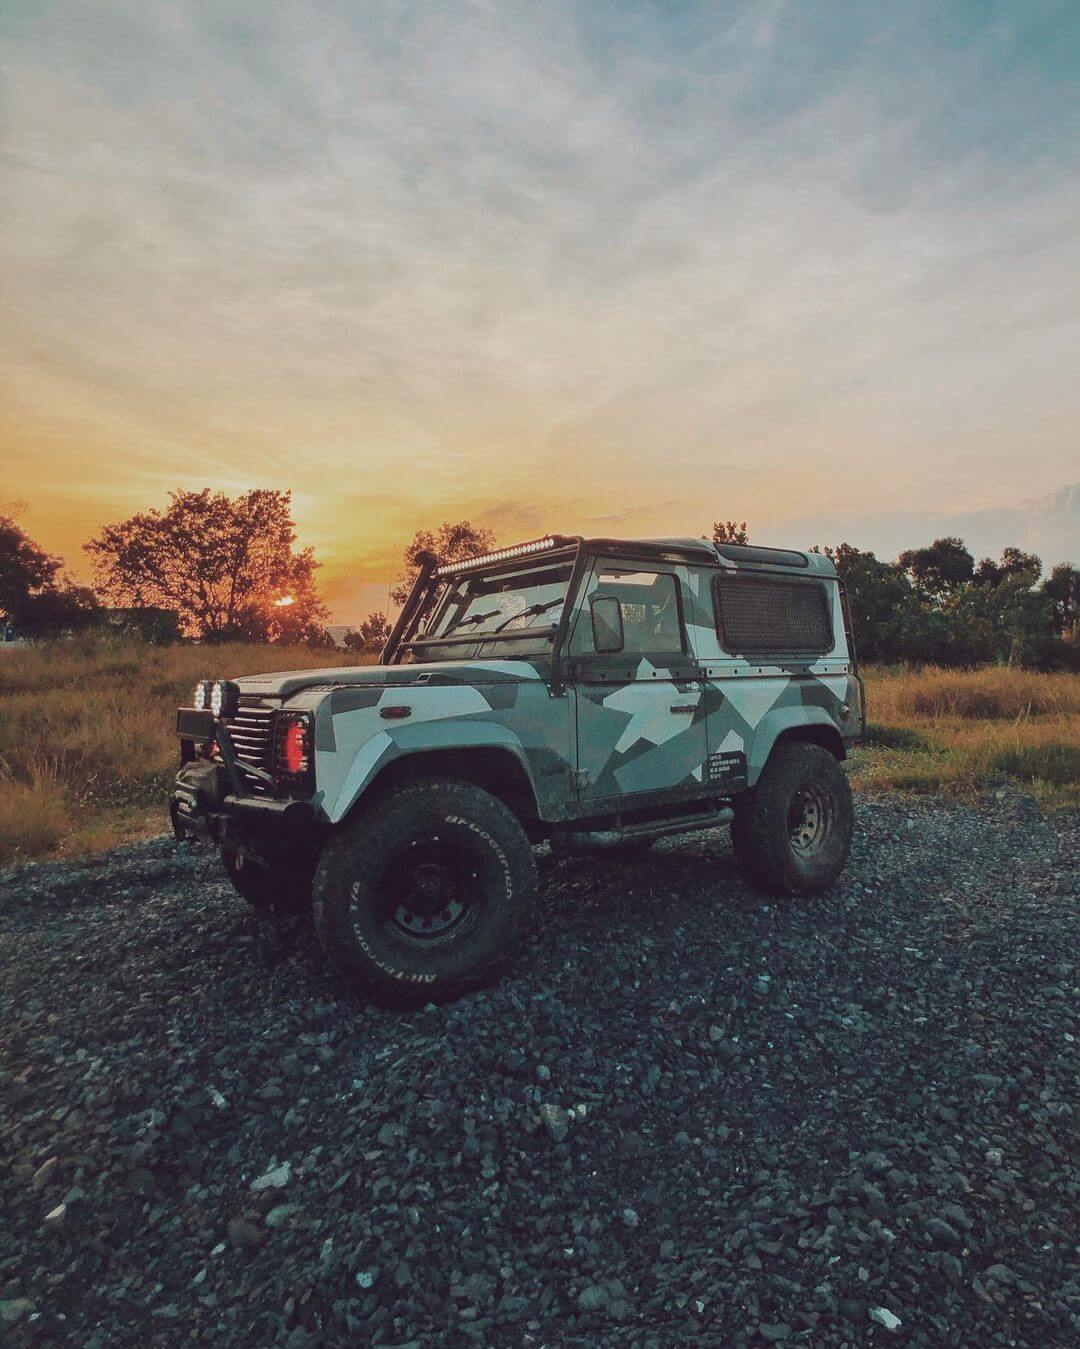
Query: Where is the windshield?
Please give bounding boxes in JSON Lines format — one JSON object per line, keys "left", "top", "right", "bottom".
{"left": 408, "top": 561, "right": 572, "bottom": 655}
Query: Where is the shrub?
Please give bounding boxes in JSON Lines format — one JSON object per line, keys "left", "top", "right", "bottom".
{"left": 988, "top": 742, "right": 1080, "bottom": 789}
{"left": 0, "top": 767, "right": 69, "bottom": 865}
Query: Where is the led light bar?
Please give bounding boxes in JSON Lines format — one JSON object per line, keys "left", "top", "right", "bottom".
{"left": 434, "top": 536, "right": 569, "bottom": 577}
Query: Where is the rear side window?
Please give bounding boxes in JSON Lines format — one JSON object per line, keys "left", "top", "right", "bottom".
{"left": 713, "top": 575, "right": 833, "bottom": 656}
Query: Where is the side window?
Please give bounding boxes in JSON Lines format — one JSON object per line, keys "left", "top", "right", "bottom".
{"left": 713, "top": 574, "right": 833, "bottom": 655}
{"left": 589, "top": 568, "right": 685, "bottom": 654}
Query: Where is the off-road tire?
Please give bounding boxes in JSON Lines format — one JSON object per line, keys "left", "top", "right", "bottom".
{"left": 220, "top": 845, "right": 313, "bottom": 916}
{"left": 313, "top": 779, "right": 536, "bottom": 1002}
{"left": 731, "top": 742, "right": 853, "bottom": 895}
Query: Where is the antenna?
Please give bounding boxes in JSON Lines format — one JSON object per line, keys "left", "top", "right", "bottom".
{"left": 385, "top": 543, "right": 397, "bottom": 621}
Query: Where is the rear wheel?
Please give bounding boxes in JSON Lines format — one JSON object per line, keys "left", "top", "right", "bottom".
{"left": 731, "top": 742, "right": 853, "bottom": 895}
{"left": 220, "top": 844, "right": 313, "bottom": 915}
{"left": 313, "top": 779, "right": 536, "bottom": 1002}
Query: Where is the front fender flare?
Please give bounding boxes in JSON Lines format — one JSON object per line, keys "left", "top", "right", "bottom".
{"left": 324, "top": 720, "right": 539, "bottom": 824}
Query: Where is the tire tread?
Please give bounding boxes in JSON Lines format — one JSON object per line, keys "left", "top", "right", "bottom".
{"left": 731, "top": 742, "right": 853, "bottom": 895}
{"left": 313, "top": 778, "right": 535, "bottom": 1002}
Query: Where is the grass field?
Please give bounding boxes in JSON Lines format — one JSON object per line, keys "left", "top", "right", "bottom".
{"left": 1, "top": 644, "right": 1077, "bottom": 866}
{"left": 852, "top": 666, "right": 1080, "bottom": 810}
{"left": 0, "top": 642, "right": 374, "bottom": 867}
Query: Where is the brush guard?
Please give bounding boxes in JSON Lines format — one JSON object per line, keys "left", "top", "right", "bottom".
{"left": 170, "top": 708, "right": 313, "bottom": 842}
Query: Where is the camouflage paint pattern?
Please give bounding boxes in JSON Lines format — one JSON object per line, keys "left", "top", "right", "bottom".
{"left": 232, "top": 543, "right": 859, "bottom": 826}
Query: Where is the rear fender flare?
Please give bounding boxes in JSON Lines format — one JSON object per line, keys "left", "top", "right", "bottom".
{"left": 748, "top": 707, "right": 845, "bottom": 786}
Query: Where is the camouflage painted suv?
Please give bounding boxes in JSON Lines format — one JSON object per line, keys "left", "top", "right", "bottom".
{"left": 172, "top": 535, "right": 864, "bottom": 998}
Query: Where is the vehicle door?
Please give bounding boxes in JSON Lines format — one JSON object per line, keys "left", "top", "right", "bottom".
{"left": 567, "top": 560, "right": 708, "bottom": 812}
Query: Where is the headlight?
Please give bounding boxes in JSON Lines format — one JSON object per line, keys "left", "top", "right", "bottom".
{"left": 193, "top": 680, "right": 210, "bottom": 711}
{"left": 209, "top": 679, "right": 241, "bottom": 719}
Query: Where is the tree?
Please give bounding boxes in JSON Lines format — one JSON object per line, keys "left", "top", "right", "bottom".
{"left": 712, "top": 520, "right": 749, "bottom": 546}
{"left": 85, "top": 489, "right": 330, "bottom": 642}
{"left": 1, "top": 503, "right": 97, "bottom": 637}
{"left": 897, "top": 537, "right": 974, "bottom": 598}
{"left": 973, "top": 557, "right": 1001, "bottom": 587}
{"left": 1, "top": 504, "right": 60, "bottom": 618}
{"left": 344, "top": 611, "right": 391, "bottom": 653}
{"left": 813, "top": 543, "right": 941, "bottom": 664}
{"left": 391, "top": 520, "right": 496, "bottom": 606}
{"left": 11, "top": 582, "right": 99, "bottom": 639}
{"left": 974, "top": 546, "right": 1042, "bottom": 589}
{"left": 1042, "top": 563, "right": 1079, "bottom": 646}
{"left": 940, "top": 575, "right": 1057, "bottom": 667}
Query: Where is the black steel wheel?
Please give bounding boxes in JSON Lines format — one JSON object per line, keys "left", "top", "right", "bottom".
{"left": 313, "top": 779, "right": 536, "bottom": 1002}
{"left": 731, "top": 741, "right": 853, "bottom": 895}
{"left": 384, "top": 837, "right": 483, "bottom": 943}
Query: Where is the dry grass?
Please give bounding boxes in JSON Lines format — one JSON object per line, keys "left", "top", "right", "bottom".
{"left": 853, "top": 667, "right": 1080, "bottom": 809}
{"left": 1, "top": 646, "right": 1077, "bottom": 866}
{"left": 864, "top": 665, "right": 1080, "bottom": 721}
{"left": 0, "top": 640, "right": 372, "bottom": 867}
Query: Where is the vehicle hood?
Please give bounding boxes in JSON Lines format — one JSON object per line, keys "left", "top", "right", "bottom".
{"left": 234, "top": 659, "right": 546, "bottom": 700}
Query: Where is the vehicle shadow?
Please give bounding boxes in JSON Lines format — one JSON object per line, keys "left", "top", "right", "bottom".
{"left": 244, "top": 827, "right": 774, "bottom": 1006}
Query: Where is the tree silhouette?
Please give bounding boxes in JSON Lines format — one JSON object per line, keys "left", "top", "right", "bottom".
{"left": 345, "top": 612, "right": 391, "bottom": 652}
{"left": 974, "top": 547, "right": 1042, "bottom": 588}
{"left": 897, "top": 537, "right": 974, "bottom": 597}
{"left": 85, "top": 489, "right": 329, "bottom": 642}
{"left": 711, "top": 520, "right": 749, "bottom": 545}
{"left": 1042, "top": 563, "right": 1079, "bottom": 642}
{"left": 391, "top": 521, "right": 496, "bottom": 606}
{"left": 1, "top": 503, "right": 96, "bottom": 637}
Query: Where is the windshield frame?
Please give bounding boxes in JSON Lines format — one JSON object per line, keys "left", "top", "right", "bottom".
{"left": 399, "top": 555, "right": 576, "bottom": 660}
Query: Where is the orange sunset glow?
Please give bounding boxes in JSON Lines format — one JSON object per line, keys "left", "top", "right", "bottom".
{"left": 2, "top": 3, "right": 1077, "bottom": 625}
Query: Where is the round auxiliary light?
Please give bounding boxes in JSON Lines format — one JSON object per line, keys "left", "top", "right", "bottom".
{"left": 210, "top": 680, "right": 225, "bottom": 718}
{"left": 193, "top": 680, "right": 209, "bottom": 711}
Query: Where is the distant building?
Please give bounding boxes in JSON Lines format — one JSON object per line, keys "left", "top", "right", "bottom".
{"left": 326, "top": 625, "right": 355, "bottom": 649}
{"left": 95, "top": 607, "right": 181, "bottom": 644}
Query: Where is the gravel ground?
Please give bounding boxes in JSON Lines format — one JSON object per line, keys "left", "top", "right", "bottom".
{"left": 1, "top": 792, "right": 1077, "bottom": 1347}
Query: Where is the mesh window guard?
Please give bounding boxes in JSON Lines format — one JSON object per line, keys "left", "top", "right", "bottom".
{"left": 714, "top": 576, "right": 833, "bottom": 655}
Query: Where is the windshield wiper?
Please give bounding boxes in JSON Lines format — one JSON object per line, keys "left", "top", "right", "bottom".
{"left": 492, "top": 597, "right": 564, "bottom": 633}
{"left": 439, "top": 608, "right": 501, "bottom": 639}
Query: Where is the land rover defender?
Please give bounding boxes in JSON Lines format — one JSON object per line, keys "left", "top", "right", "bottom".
{"left": 172, "top": 534, "right": 864, "bottom": 998}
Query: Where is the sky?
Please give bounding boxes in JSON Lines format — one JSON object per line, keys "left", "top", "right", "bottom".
{"left": 1, "top": 0, "right": 1078, "bottom": 623}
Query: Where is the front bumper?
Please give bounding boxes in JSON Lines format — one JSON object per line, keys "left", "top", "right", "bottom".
{"left": 170, "top": 769, "right": 314, "bottom": 842}
{"left": 170, "top": 709, "right": 314, "bottom": 842}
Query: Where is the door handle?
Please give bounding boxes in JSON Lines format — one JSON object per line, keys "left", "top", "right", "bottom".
{"left": 670, "top": 704, "right": 697, "bottom": 714}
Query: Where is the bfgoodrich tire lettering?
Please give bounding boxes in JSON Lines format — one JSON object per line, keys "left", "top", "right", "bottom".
{"left": 731, "top": 742, "right": 853, "bottom": 895}
{"left": 313, "top": 779, "right": 536, "bottom": 1001}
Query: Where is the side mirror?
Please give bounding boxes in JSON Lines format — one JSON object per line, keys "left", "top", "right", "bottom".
{"left": 590, "top": 595, "right": 624, "bottom": 653}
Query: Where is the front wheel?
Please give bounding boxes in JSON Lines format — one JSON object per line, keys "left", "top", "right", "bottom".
{"left": 313, "top": 779, "right": 536, "bottom": 1002}
{"left": 731, "top": 742, "right": 853, "bottom": 895}
{"left": 219, "top": 844, "right": 313, "bottom": 915}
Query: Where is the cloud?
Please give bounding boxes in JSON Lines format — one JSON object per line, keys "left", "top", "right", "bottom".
{"left": 2, "top": 2, "right": 1078, "bottom": 618}
{"left": 775, "top": 482, "right": 1079, "bottom": 567}
{"left": 473, "top": 501, "right": 549, "bottom": 537}
{"left": 586, "top": 501, "right": 678, "bottom": 524}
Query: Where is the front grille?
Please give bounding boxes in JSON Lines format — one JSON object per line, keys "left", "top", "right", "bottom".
{"left": 217, "top": 703, "right": 276, "bottom": 793}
